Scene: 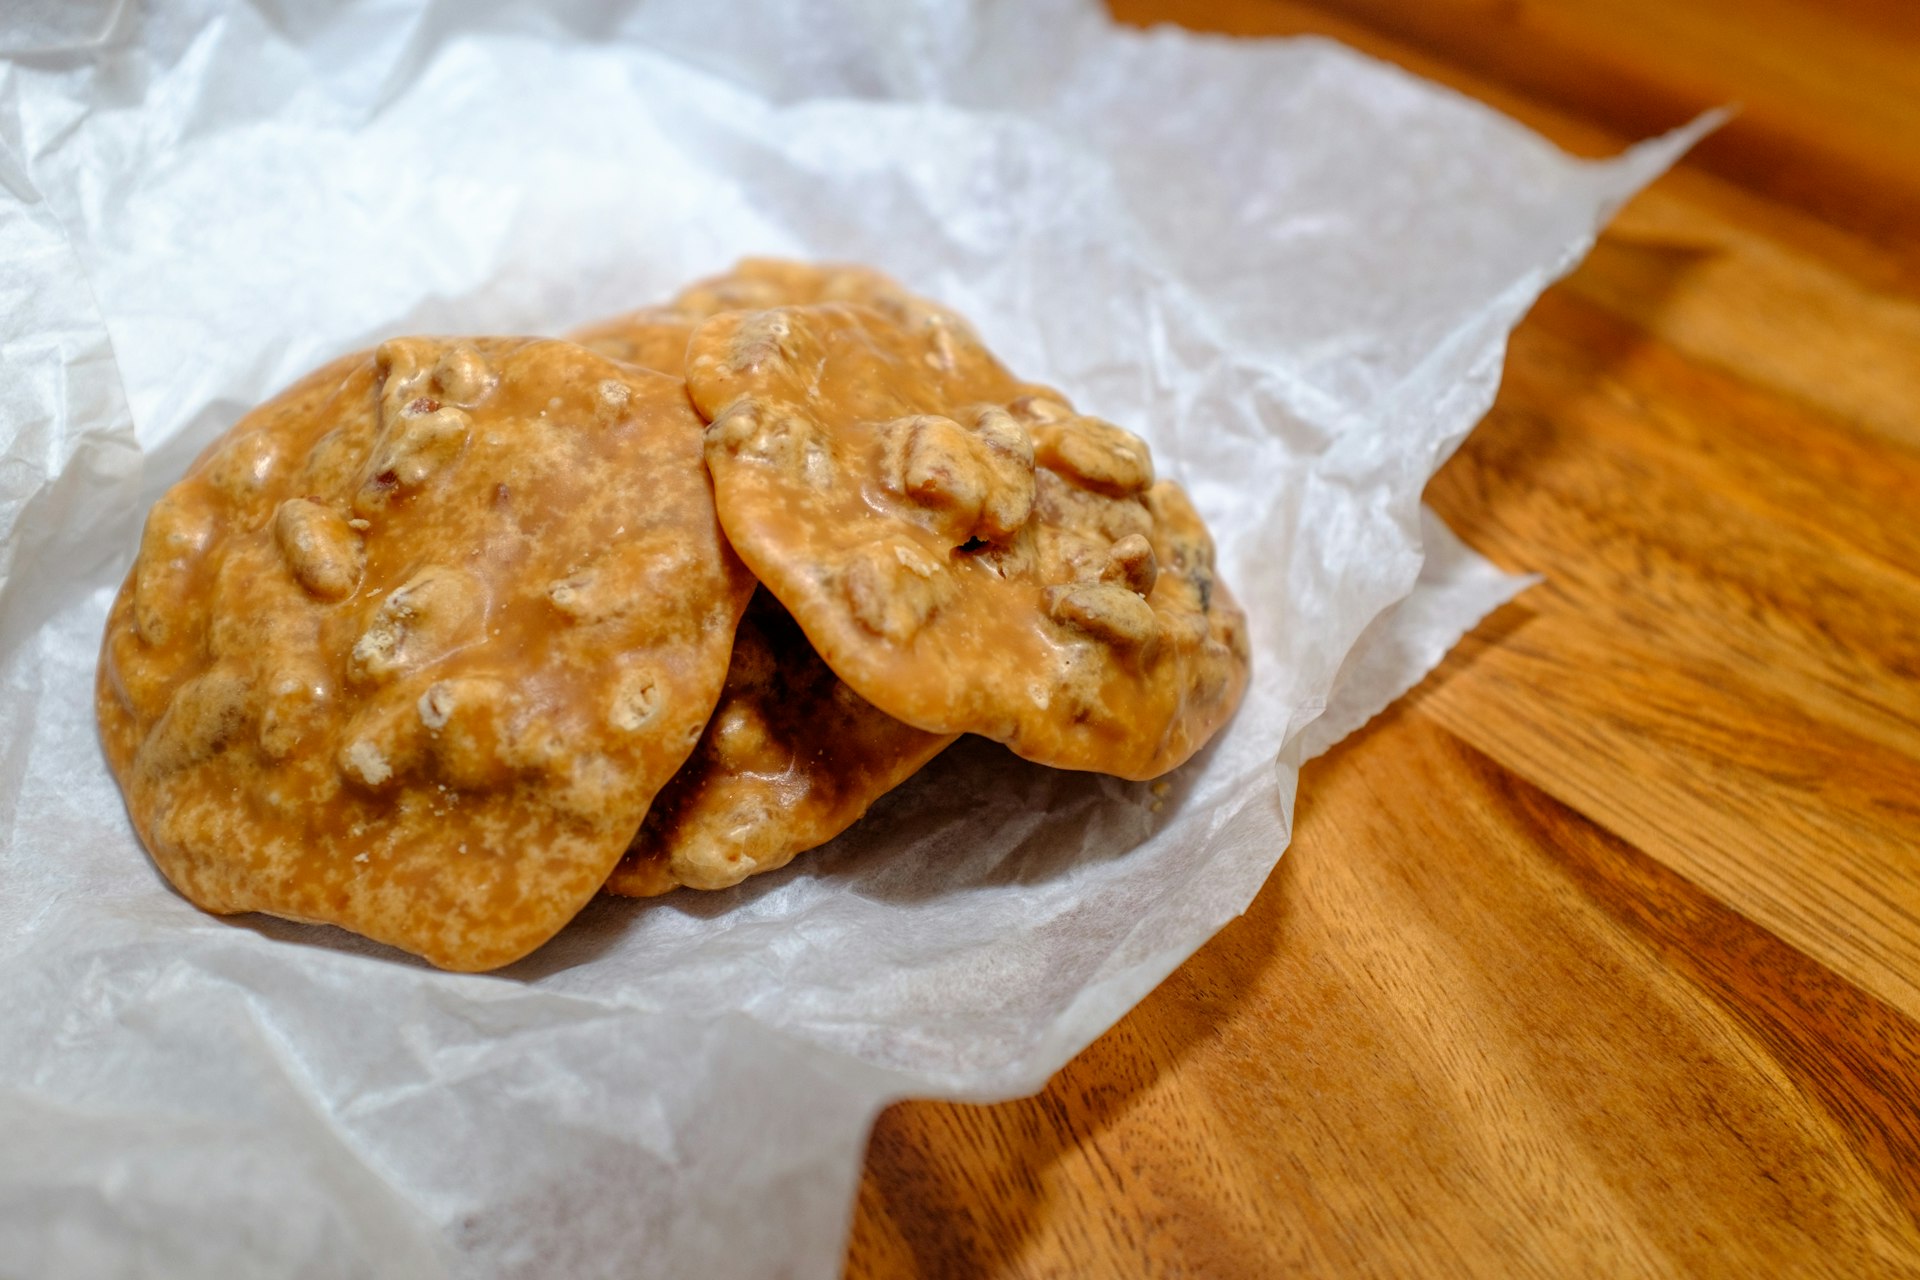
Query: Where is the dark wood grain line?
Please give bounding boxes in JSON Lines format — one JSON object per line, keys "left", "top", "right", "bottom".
{"left": 1292, "top": 0, "right": 1920, "bottom": 265}
{"left": 1513, "top": 289, "right": 1920, "bottom": 582}
{"left": 1421, "top": 615, "right": 1920, "bottom": 1011}
{"left": 1468, "top": 732, "right": 1920, "bottom": 1228}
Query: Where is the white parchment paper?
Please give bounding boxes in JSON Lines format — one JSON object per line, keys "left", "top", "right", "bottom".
{"left": 0, "top": 2, "right": 1708, "bottom": 1275}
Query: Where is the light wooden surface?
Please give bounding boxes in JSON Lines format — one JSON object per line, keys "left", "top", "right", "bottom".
{"left": 844, "top": 2, "right": 1920, "bottom": 1275}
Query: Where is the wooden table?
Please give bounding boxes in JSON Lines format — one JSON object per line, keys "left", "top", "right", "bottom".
{"left": 845, "top": 2, "right": 1920, "bottom": 1275}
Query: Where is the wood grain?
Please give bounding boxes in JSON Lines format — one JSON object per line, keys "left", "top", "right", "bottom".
{"left": 1303, "top": 0, "right": 1920, "bottom": 263}
{"left": 847, "top": 1, "right": 1920, "bottom": 1275}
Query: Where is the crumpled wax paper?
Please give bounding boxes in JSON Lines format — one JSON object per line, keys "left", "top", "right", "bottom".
{"left": 0, "top": 1, "right": 1709, "bottom": 1274}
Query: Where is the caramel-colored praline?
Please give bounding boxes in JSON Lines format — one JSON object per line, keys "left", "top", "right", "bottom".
{"left": 688, "top": 302, "right": 1250, "bottom": 782}
{"left": 97, "top": 337, "right": 753, "bottom": 970}
{"left": 574, "top": 261, "right": 972, "bottom": 899}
